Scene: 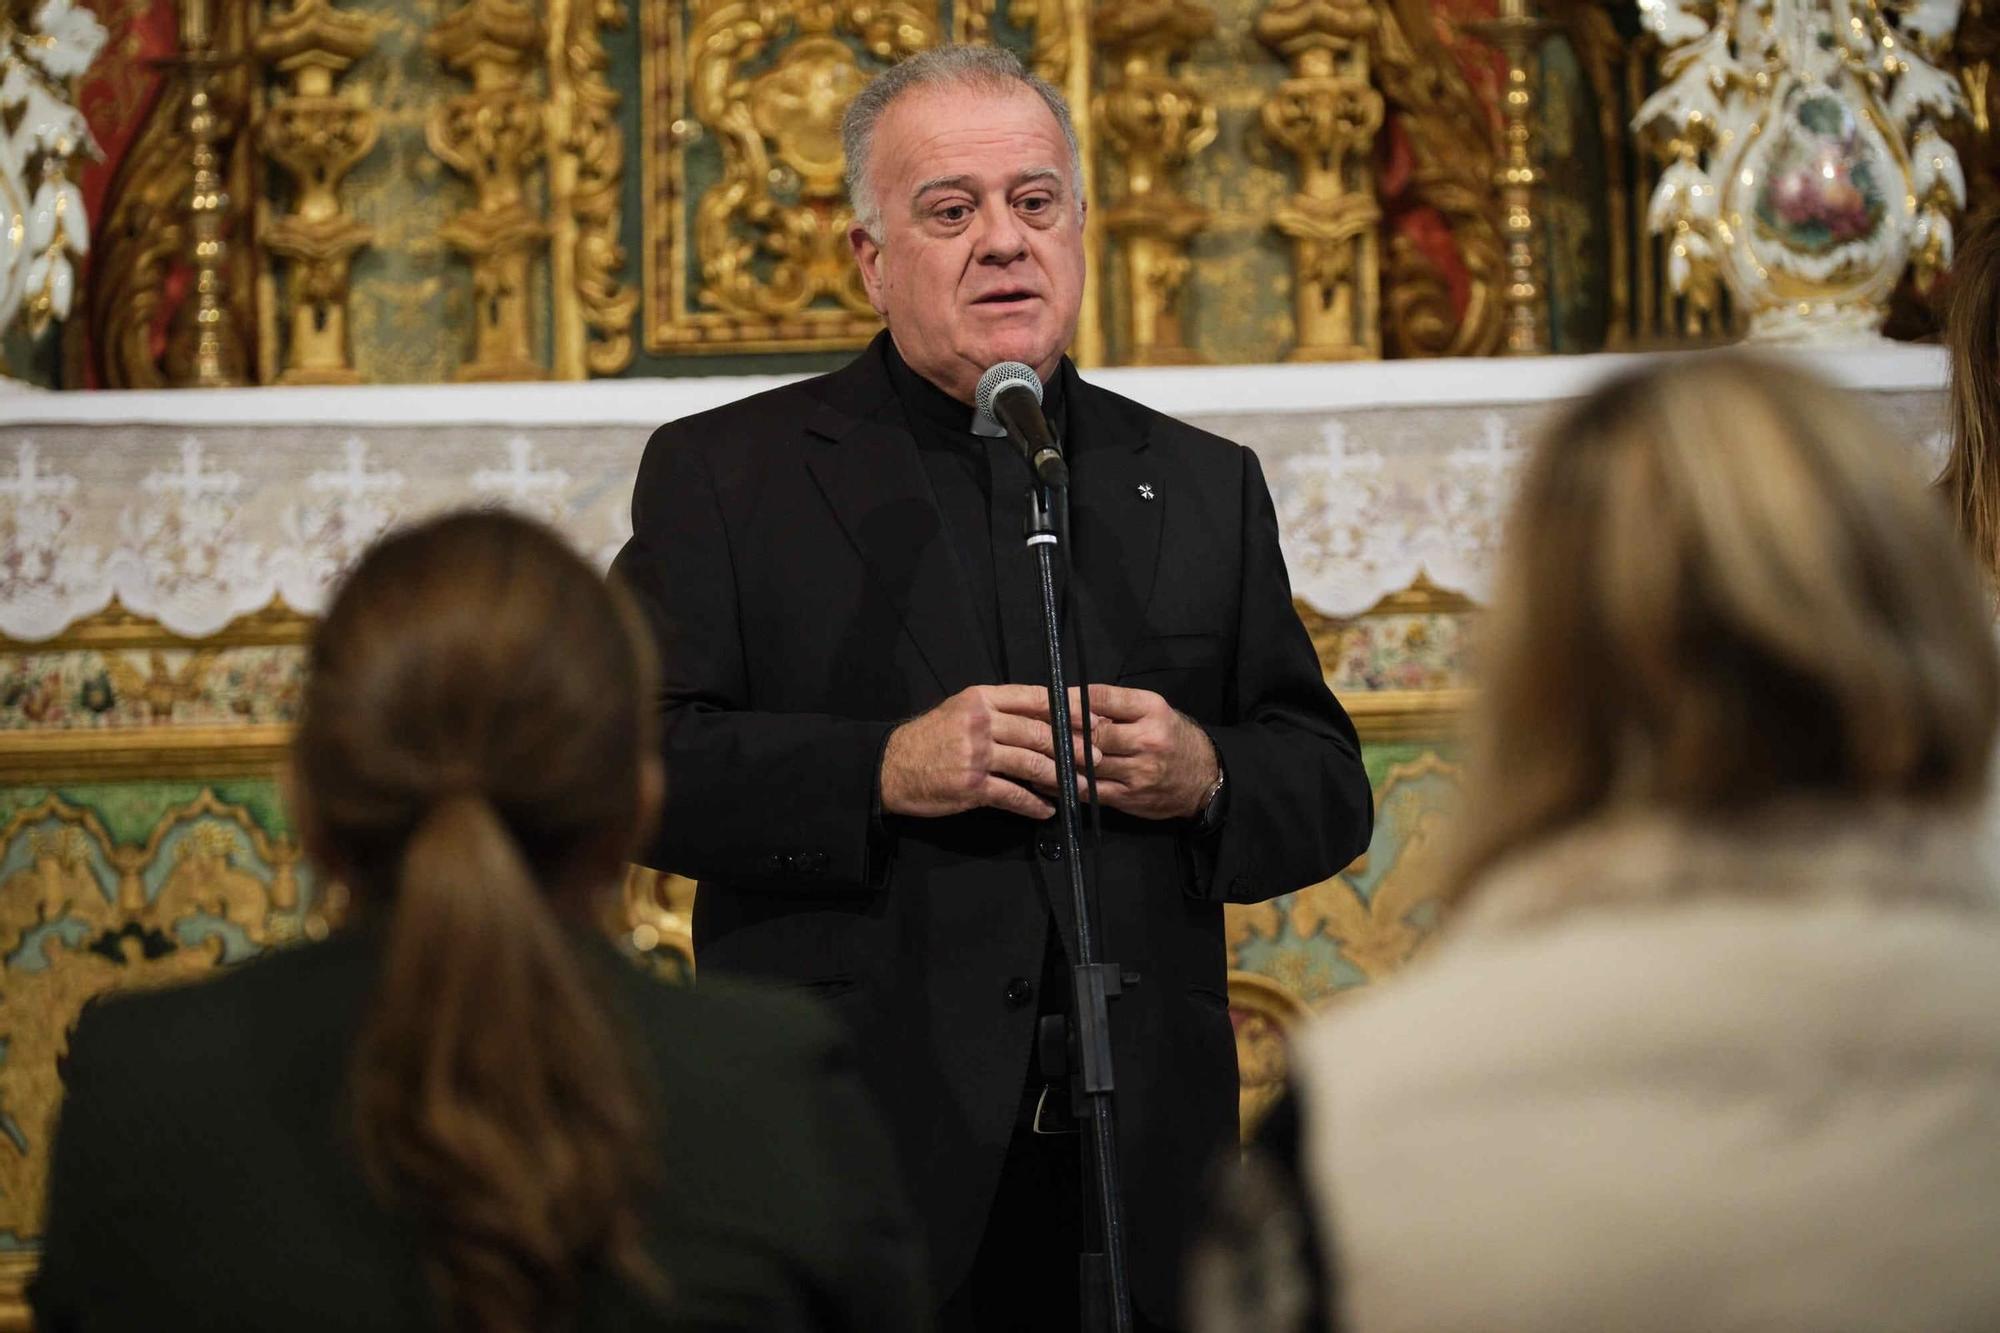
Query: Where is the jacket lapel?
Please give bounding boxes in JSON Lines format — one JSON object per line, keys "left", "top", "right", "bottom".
{"left": 803, "top": 338, "right": 992, "bottom": 700}
{"left": 1059, "top": 365, "right": 1162, "bottom": 688}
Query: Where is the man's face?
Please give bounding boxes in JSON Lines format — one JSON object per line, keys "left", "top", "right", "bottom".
{"left": 850, "top": 84, "right": 1086, "bottom": 404}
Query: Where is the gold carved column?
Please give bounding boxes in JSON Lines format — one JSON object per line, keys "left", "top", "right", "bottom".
{"left": 1092, "top": 0, "right": 1216, "bottom": 366}
{"left": 256, "top": 0, "right": 382, "bottom": 385}
{"left": 547, "top": 0, "right": 636, "bottom": 378}
{"left": 1256, "top": 0, "right": 1384, "bottom": 361}
{"left": 427, "top": 0, "right": 546, "bottom": 381}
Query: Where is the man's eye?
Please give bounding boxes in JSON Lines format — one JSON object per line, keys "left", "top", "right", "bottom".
{"left": 937, "top": 205, "right": 971, "bottom": 224}
{"left": 1019, "top": 194, "right": 1052, "bottom": 213}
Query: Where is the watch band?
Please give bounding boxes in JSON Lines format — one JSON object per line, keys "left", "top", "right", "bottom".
{"left": 1196, "top": 768, "right": 1227, "bottom": 828}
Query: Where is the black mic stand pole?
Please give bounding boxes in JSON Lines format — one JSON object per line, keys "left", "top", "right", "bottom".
{"left": 1024, "top": 477, "right": 1135, "bottom": 1333}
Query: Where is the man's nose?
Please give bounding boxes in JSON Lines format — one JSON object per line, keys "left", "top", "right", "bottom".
{"left": 974, "top": 205, "right": 1028, "bottom": 264}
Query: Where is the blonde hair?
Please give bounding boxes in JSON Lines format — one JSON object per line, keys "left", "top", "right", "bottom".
{"left": 1448, "top": 356, "right": 2000, "bottom": 901}
{"left": 1939, "top": 205, "right": 2000, "bottom": 583}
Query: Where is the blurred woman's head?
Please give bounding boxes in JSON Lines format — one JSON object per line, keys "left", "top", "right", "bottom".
{"left": 1451, "top": 356, "right": 1999, "bottom": 899}
{"left": 293, "top": 509, "right": 660, "bottom": 1333}
{"left": 296, "top": 508, "right": 655, "bottom": 902}
{"left": 1941, "top": 206, "right": 2000, "bottom": 582}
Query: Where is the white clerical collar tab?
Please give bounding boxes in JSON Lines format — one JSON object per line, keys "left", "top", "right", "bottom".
{"left": 970, "top": 409, "right": 1007, "bottom": 438}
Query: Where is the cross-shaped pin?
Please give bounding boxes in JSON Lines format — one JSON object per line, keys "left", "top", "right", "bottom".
{"left": 1137, "top": 483, "right": 1156, "bottom": 501}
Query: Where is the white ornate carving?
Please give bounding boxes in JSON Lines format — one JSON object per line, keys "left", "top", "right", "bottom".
{"left": 0, "top": 0, "right": 106, "bottom": 343}
{"left": 1636, "top": 0, "right": 1965, "bottom": 343}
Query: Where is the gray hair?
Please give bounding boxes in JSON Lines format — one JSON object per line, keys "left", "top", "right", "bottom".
{"left": 841, "top": 44, "right": 1083, "bottom": 240}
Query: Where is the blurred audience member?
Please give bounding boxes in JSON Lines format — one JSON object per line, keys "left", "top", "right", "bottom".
{"left": 33, "top": 511, "right": 927, "bottom": 1333}
{"left": 1195, "top": 358, "right": 2000, "bottom": 1333}
{"left": 1940, "top": 205, "right": 2000, "bottom": 586}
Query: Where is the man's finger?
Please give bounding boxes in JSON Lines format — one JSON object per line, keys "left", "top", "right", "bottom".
{"left": 1080, "top": 779, "right": 1134, "bottom": 812}
{"left": 1089, "top": 754, "right": 1140, "bottom": 786}
{"left": 1087, "top": 718, "right": 1140, "bottom": 756}
{"left": 986, "top": 684, "right": 1054, "bottom": 717}
{"left": 991, "top": 712, "right": 1056, "bottom": 757}
{"left": 1071, "top": 683, "right": 1157, "bottom": 722}
{"left": 990, "top": 743, "right": 1059, "bottom": 790}
{"left": 983, "top": 775, "right": 1054, "bottom": 820}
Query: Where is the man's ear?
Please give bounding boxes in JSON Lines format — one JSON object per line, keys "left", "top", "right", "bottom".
{"left": 850, "top": 226, "right": 887, "bottom": 315}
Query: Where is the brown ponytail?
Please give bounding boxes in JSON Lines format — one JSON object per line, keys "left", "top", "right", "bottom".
{"left": 1940, "top": 206, "right": 2000, "bottom": 587}
{"left": 294, "top": 512, "right": 660, "bottom": 1332}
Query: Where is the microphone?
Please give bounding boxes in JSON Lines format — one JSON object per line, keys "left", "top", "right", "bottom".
{"left": 976, "top": 361, "right": 1068, "bottom": 488}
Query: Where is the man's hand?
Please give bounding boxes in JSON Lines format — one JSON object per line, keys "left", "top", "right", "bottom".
{"left": 1066, "top": 684, "right": 1218, "bottom": 821}
{"left": 880, "top": 685, "right": 1092, "bottom": 820}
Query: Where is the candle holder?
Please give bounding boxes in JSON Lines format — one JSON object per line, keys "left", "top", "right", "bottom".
{"left": 155, "top": 48, "right": 250, "bottom": 387}
{"left": 1466, "top": 0, "right": 1556, "bottom": 356}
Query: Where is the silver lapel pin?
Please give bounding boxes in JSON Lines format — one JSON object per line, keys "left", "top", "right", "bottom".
{"left": 1137, "top": 483, "right": 1156, "bottom": 501}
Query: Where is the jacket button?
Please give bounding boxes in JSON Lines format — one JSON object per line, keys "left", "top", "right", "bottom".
{"left": 1003, "top": 978, "right": 1033, "bottom": 1009}
{"left": 1037, "top": 829, "right": 1063, "bottom": 862}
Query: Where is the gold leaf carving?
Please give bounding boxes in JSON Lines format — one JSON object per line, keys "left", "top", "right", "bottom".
{"left": 256, "top": 0, "right": 384, "bottom": 385}
{"left": 1092, "top": 0, "right": 1216, "bottom": 366}
{"left": 549, "top": 0, "right": 638, "bottom": 377}
{"left": 1257, "top": 0, "right": 1385, "bottom": 361}
{"left": 427, "top": 0, "right": 548, "bottom": 381}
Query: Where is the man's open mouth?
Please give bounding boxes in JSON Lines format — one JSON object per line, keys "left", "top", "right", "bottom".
{"left": 973, "top": 290, "right": 1038, "bottom": 305}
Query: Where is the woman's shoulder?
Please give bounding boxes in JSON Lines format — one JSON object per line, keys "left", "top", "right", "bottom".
{"left": 67, "top": 935, "right": 376, "bottom": 1067}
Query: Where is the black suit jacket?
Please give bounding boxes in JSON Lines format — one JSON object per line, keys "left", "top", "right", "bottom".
{"left": 31, "top": 933, "right": 928, "bottom": 1333}
{"left": 611, "top": 333, "right": 1372, "bottom": 1320}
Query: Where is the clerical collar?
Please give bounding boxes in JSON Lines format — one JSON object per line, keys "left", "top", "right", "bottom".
{"left": 883, "top": 335, "right": 1065, "bottom": 440}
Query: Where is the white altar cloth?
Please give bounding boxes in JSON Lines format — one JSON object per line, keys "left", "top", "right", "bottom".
{"left": 0, "top": 345, "right": 1949, "bottom": 641}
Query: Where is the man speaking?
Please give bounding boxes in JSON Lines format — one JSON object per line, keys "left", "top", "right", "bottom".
{"left": 612, "top": 45, "right": 1372, "bottom": 1332}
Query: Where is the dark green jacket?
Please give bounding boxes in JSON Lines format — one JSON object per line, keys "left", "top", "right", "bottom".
{"left": 31, "top": 931, "right": 929, "bottom": 1333}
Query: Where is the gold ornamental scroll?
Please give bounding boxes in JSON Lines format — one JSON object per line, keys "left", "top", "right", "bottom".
{"left": 641, "top": 1, "right": 936, "bottom": 355}
{"left": 548, "top": 0, "right": 638, "bottom": 377}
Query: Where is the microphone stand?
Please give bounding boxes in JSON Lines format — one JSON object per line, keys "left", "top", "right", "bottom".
{"left": 1024, "top": 477, "right": 1134, "bottom": 1333}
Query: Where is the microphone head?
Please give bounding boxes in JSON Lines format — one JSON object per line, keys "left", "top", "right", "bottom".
{"left": 975, "top": 361, "right": 1043, "bottom": 418}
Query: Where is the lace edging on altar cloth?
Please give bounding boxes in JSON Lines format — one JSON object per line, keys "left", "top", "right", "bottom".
{"left": 0, "top": 383, "right": 1948, "bottom": 641}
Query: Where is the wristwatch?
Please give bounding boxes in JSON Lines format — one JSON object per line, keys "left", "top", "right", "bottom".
{"left": 1195, "top": 766, "right": 1227, "bottom": 831}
